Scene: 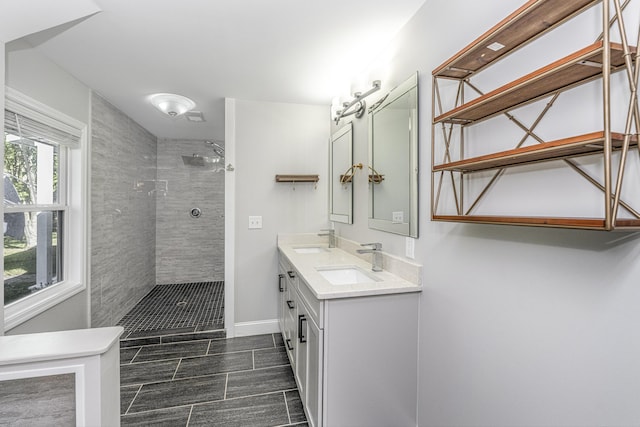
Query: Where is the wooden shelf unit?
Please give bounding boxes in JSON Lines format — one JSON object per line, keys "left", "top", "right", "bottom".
{"left": 431, "top": 0, "right": 640, "bottom": 230}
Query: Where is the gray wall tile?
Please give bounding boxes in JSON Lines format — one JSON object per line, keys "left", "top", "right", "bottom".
{"left": 90, "top": 93, "right": 157, "bottom": 327}
{"left": 156, "top": 138, "right": 224, "bottom": 284}
{"left": 0, "top": 374, "right": 75, "bottom": 426}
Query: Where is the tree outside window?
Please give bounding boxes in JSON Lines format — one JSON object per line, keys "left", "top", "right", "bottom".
{"left": 4, "top": 126, "right": 63, "bottom": 305}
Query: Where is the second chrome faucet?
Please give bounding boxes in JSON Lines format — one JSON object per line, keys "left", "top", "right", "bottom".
{"left": 357, "top": 242, "right": 383, "bottom": 272}
{"left": 318, "top": 229, "right": 336, "bottom": 248}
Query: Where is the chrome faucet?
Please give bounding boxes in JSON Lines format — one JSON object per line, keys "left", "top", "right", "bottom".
{"left": 356, "top": 242, "right": 383, "bottom": 272}
{"left": 318, "top": 228, "right": 336, "bottom": 248}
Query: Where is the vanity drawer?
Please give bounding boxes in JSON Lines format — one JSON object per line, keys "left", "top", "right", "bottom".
{"left": 297, "top": 277, "right": 323, "bottom": 328}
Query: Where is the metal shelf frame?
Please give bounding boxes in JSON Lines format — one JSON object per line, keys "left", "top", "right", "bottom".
{"left": 431, "top": 0, "right": 640, "bottom": 230}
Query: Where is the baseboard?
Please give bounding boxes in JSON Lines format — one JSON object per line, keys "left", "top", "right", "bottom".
{"left": 234, "top": 319, "right": 279, "bottom": 337}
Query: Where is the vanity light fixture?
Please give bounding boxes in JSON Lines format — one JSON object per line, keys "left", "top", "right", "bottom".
{"left": 149, "top": 93, "right": 196, "bottom": 117}
{"left": 333, "top": 80, "right": 381, "bottom": 124}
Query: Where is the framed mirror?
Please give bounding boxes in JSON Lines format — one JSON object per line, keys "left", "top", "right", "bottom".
{"left": 329, "top": 123, "right": 353, "bottom": 224}
{"left": 368, "top": 72, "right": 419, "bottom": 237}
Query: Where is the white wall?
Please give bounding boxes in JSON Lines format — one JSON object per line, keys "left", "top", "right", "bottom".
{"left": 5, "top": 292, "right": 87, "bottom": 335}
{"left": 5, "top": 40, "right": 90, "bottom": 124}
{"left": 335, "top": 0, "right": 640, "bottom": 425}
{"left": 233, "top": 99, "right": 329, "bottom": 327}
{"left": 4, "top": 40, "right": 90, "bottom": 334}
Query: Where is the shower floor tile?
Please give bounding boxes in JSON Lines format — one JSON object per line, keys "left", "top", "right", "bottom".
{"left": 117, "top": 281, "right": 224, "bottom": 333}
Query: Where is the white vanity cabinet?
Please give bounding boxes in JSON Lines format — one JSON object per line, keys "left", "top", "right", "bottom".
{"left": 278, "top": 249, "right": 420, "bottom": 427}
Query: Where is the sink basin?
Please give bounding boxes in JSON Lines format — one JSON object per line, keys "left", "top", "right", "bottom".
{"left": 293, "top": 247, "right": 327, "bottom": 254}
{"left": 316, "top": 266, "right": 380, "bottom": 285}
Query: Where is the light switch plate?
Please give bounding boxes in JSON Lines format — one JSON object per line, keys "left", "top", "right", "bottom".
{"left": 248, "top": 216, "right": 262, "bottom": 229}
{"left": 405, "top": 237, "right": 415, "bottom": 259}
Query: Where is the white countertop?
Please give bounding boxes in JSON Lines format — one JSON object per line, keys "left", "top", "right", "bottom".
{"left": 278, "top": 240, "right": 422, "bottom": 299}
{"left": 0, "top": 326, "right": 124, "bottom": 366}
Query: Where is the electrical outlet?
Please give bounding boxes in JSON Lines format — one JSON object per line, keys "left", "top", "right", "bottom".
{"left": 392, "top": 211, "right": 404, "bottom": 223}
{"left": 248, "top": 216, "right": 262, "bottom": 229}
{"left": 405, "top": 237, "right": 415, "bottom": 259}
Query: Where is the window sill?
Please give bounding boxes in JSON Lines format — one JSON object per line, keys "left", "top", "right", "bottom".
{"left": 4, "top": 281, "right": 85, "bottom": 332}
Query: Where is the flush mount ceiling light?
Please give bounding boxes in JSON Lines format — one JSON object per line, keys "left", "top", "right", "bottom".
{"left": 149, "top": 93, "right": 196, "bottom": 117}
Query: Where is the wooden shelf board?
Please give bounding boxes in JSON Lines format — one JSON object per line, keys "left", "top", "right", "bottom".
{"left": 433, "top": 42, "right": 632, "bottom": 125}
{"left": 433, "top": 131, "right": 637, "bottom": 172}
{"left": 433, "top": 215, "right": 640, "bottom": 230}
{"left": 612, "top": 219, "right": 640, "bottom": 229}
{"left": 433, "top": 0, "right": 599, "bottom": 79}
{"left": 275, "top": 174, "right": 319, "bottom": 183}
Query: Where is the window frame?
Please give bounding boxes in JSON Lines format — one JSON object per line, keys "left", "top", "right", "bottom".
{"left": 3, "top": 87, "right": 88, "bottom": 331}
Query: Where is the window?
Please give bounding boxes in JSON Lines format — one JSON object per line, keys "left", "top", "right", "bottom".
{"left": 3, "top": 88, "right": 86, "bottom": 329}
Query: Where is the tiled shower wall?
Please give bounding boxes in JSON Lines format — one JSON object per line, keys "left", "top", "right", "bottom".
{"left": 156, "top": 138, "right": 224, "bottom": 284}
{"left": 91, "top": 94, "right": 157, "bottom": 327}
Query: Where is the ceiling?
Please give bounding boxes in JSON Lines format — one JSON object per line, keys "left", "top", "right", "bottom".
{"left": 17, "top": 0, "right": 427, "bottom": 142}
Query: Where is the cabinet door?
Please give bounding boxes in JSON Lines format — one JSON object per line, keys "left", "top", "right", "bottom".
{"left": 304, "top": 311, "right": 323, "bottom": 427}
{"left": 296, "top": 298, "right": 308, "bottom": 402}
{"left": 284, "top": 287, "right": 297, "bottom": 368}
{"left": 297, "top": 295, "right": 323, "bottom": 427}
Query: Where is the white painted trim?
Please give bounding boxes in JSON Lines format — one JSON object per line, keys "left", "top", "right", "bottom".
{"left": 224, "top": 98, "right": 236, "bottom": 338}
{"left": 234, "top": 319, "right": 280, "bottom": 337}
{"left": 0, "top": 44, "right": 5, "bottom": 335}
{"left": 85, "top": 91, "right": 93, "bottom": 327}
{"left": 0, "top": 363, "right": 86, "bottom": 425}
{"left": 5, "top": 86, "right": 85, "bottom": 142}
{"left": 0, "top": 327, "right": 122, "bottom": 426}
{"left": 3, "top": 87, "right": 88, "bottom": 332}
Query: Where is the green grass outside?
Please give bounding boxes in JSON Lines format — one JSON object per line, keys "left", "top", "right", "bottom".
{"left": 4, "top": 236, "right": 36, "bottom": 277}
{"left": 4, "top": 236, "right": 38, "bottom": 305}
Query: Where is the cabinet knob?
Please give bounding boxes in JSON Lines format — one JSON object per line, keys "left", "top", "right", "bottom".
{"left": 287, "top": 271, "right": 296, "bottom": 279}
{"left": 285, "top": 338, "right": 293, "bottom": 351}
{"left": 287, "top": 300, "right": 294, "bottom": 310}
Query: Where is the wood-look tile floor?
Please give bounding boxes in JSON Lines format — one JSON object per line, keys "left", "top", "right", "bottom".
{"left": 120, "top": 329, "right": 308, "bottom": 427}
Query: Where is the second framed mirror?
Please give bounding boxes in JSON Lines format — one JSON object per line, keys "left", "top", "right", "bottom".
{"left": 329, "top": 123, "right": 353, "bottom": 224}
{"left": 368, "top": 72, "right": 419, "bottom": 237}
